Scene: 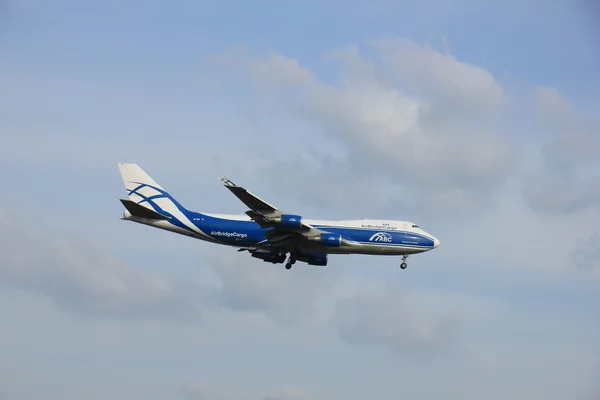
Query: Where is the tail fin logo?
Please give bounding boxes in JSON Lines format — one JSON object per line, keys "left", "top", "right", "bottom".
{"left": 369, "top": 232, "right": 393, "bottom": 243}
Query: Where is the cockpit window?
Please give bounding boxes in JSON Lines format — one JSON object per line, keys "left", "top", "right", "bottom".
{"left": 412, "top": 224, "right": 419, "bottom": 228}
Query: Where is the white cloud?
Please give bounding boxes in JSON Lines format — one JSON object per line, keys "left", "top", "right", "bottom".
{"left": 524, "top": 86, "right": 600, "bottom": 213}
{"left": 0, "top": 211, "right": 341, "bottom": 326}
{"left": 535, "top": 86, "right": 570, "bottom": 115}
{"left": 572, "top": 231, "right": 600, "bottom": 275}
{"left": 202, "top": 246, "right": 338, "bottom": 325}
{"left": 251, "top": 53, "right": 315, "bottom": 86}
{"left": 2, "top": 3, "right": 600, "bottom": 399}
{"left": 372, "top": 37, "right": 504, "bottom": 113}
{"left": 262, "top": 387, "right": 313, "bottom": 400}
{"left": 0, "top": 213, "right": 207, "bottom": 320}
{"left": 178, "top": 381, "right": 315, "bottom": 400}
{"left": 179, "top": 380, "right": 230, "bottom": 400}
{"left": 208, "top": 39, "right": 600, "bottom": 278}
{"left": 330, "top": 280, "right": 487, "bottom": 354}
{"left": 216, "top": 38, "right": 518, "bottom": 215}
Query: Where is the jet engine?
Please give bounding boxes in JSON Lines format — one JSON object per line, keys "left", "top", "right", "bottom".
{"left": 270, "top": 214, "right": 303, "bottom": 229}
{"left": 308, "top": 233, "right": 343, "bottom": 247}
{"left": 296, "top": 252, "right": 328, "bottom": 266}
{"left": 251, "top": 251, "right": 286, "bottom": 264}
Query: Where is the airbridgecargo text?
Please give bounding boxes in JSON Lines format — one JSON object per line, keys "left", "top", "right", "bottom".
{"left": 211, "top": 231, "right": 248, "bottom": 238}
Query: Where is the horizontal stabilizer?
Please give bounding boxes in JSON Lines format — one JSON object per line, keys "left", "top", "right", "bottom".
{"left": 120, "top": 199, "right": 171, "bottom": 220}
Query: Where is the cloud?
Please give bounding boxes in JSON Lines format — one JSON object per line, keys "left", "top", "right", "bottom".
{"left": 371, "top": 37, "right": 504, "bottom": 114}
{"left": 214, "top": 40, "right": 600, "bottom": 221}
{"left": 330, "top": 280, "right": 484, "bottom": 355}
{"left": 0, "top": 213, "right": 207, "bottom": 320}
{"left": 179, "top": 381, "right": 313, "bottom": 400}
{"left": 178, "top": 380, "right": 230, "bottom": 400}
{"left": 0, "top": 211, "right": 339, "bottom": 326}
{"left": 535, "top": 86, "right": 570, "bottom": 115}
{"left": 523, "top": 86, "right": 600, "bottom": 214}
{"left": 572, "top": 231, "right": 600, "bottom": 274}
{"left": 0, "top": 209, "right": 338, "bottom": 326}
{"left": 203, "top": 247, "right": 338, "bottom": 325}
{"left": 252, "top": 53, "right": 314, "bottom": 86}
{"left": 262, "top": 388, "right": 313, "bottom": 400}
{"left": 215, "top": 38, "right": 518, "bottom": 216}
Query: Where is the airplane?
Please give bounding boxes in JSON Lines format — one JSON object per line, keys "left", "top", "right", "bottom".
{"left": 116, "top": 163, "right": 440, "bottom": 270}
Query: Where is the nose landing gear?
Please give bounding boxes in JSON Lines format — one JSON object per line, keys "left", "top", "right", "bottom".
{"left": 400, "top": 255, "right": 408, "bottom": 269}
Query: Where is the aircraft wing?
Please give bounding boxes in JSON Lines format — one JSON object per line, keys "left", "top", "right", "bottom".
{"left": 219, "top": 176, "right": 323, "bottom": 237}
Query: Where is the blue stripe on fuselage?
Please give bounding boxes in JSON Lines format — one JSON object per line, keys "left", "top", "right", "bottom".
{"left": 186, "top": 211, "right": 270, "bottom": 246}
{"left": 127, "top": 182, "right": 204, "bottom": 237}
{"left": 125, "top": 182, "right": 263, "bottom": 244}
{"left": 311, "top": 225, "right": 435, "bottom": 248}
{"left": 183, "top": 212, "right": 435, "bottom": 249}
{"left": 126, "top": 182, "right": 435, "bottom": 250}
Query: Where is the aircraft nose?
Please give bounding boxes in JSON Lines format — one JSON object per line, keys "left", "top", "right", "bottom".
{"left": 433, "top": 237, "right": 440, "bottom": 248}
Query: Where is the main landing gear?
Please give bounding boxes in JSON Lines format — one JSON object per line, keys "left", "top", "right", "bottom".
{"left": 285, "top": 254, "right": 296, "bottom": 270}
{"left": 400, "top": 255, "right": 408, "bottom": 269}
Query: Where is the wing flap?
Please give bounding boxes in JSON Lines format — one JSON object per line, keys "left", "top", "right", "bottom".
{"left": 245, "top": 210, "right": 271, "bottom": 226}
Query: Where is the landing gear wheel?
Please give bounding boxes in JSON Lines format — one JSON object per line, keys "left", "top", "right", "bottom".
{"left": 285, "top": 253, "right": 296, "bottom": 270}
{"left": 400, "top": 255, "right": 408, "bottom": 269}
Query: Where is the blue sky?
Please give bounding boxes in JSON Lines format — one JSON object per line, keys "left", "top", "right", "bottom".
{"left": 1, "top": 1, "right": 600, "bottom": 399}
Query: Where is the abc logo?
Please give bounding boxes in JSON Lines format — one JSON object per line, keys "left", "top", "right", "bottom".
{"left": 369, "top": 232, "right": 393, "bottom": 243}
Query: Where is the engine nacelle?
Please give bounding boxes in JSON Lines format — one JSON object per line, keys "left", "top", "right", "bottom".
{"left": 308, "top": 233, "right": 343, "bottom": 247}
{"left": 271, "top": 214, "right": 303, "bottom": 229}
{"left": 319, "top": 233, "right": 342, "bottom": 247}
{"left": 296, "top": 253, "right": 328, "bottom": 266}
{"left": 308, "top": 254, "right": 327, "bottom": 266}
{"left": 251, "top": 251, "right": 286, "bottom": 264}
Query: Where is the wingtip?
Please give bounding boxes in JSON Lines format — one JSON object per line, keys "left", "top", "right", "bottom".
{"left": 219, "top": 176, "right": 236, "bottom": 186}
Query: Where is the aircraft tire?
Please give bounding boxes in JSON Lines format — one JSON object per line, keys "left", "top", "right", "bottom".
{"left": 400, "top": 262, "right": 407, "bottom": 269}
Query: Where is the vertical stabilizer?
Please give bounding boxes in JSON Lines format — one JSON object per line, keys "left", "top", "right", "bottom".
{"left": 117, "top": 162, "right": 187, "bottom": 215}
{"left": 118, "top": 163, "right": 164, "bottom": 209}
{"left": 117, "top": 163, "right": 220, "bottom": 242}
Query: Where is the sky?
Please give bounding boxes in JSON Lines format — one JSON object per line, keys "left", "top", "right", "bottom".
{"left": 1, "top": 0, "right": 600, "bottom": 399}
